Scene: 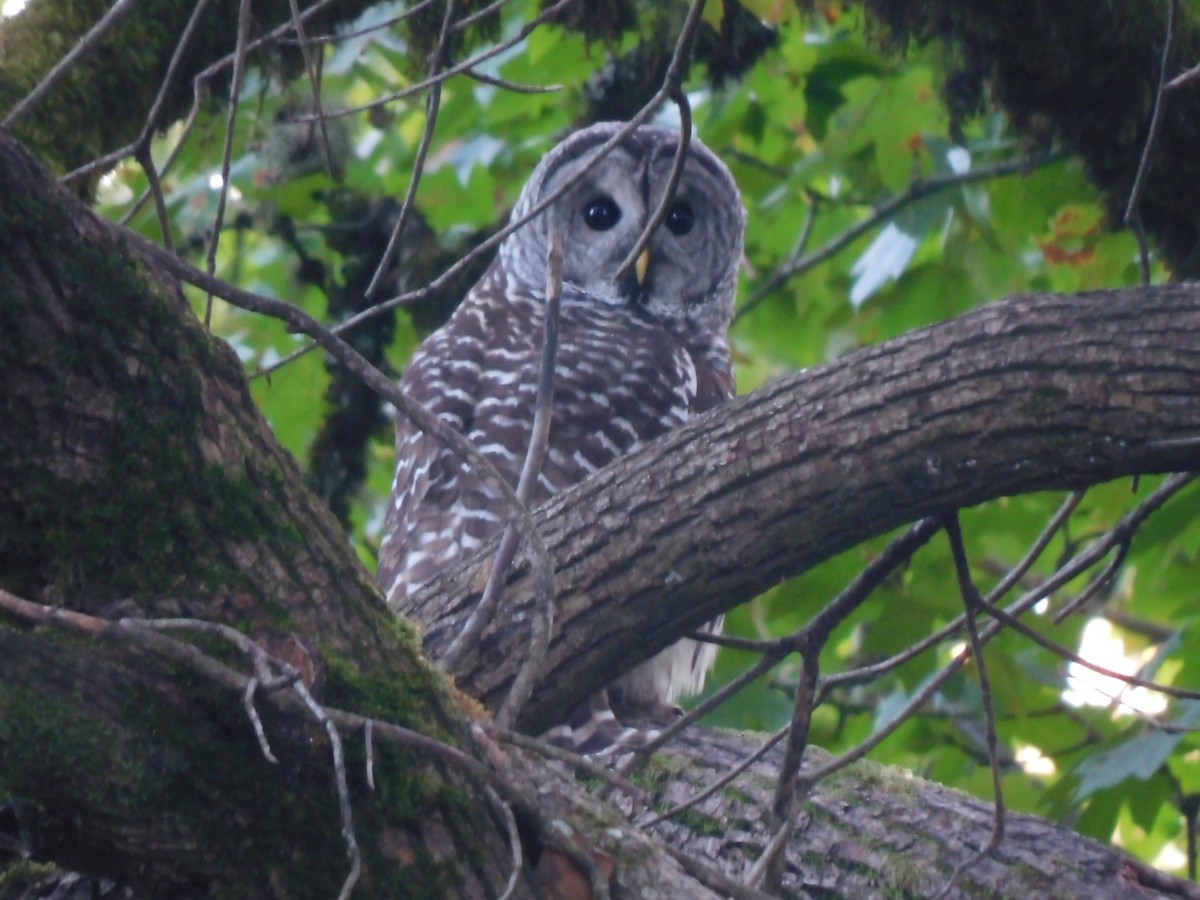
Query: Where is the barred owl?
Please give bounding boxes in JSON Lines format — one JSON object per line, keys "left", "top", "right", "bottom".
{"left": 378, "top": 122, "right": 745, "bottom": 744}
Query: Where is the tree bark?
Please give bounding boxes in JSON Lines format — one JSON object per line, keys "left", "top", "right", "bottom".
{"left": 404, "top": 282, "right": 1200, "bottom": 734}
{"left": 0, "top": 130, "right": 521, "bottom": 898}
{"left": 4, "top": 127, "right": 1200, "bottom": 899}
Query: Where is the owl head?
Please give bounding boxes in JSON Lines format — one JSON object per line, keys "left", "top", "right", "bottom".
{"left": 500, "top": 122, "right": 745, "bottom": 340}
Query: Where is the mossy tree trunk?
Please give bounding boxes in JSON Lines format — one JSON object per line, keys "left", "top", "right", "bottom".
{"left": 3, "top": 130, "right": 1200, "bottom": 899}
{"left": 0, "top": 131, "right": 526, "bottom": 898}
{"left": 5, "top": 0, "right": 1200, "bottom": 896}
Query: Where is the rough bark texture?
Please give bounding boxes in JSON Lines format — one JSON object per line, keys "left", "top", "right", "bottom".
{"left": 0, "top": 131, "right": 519, "bottom": 898}
{"left": 5, "top": 1, "right": 1200, "bottom": 893}
{"left": 4, "top": 128, "right": 1200, "bottom": 899}
{"left": 404, "top": 283, "right": 1200, "bottom": 734}
{"left": 647, "top": 730, "right": 1190, "bottom": 899}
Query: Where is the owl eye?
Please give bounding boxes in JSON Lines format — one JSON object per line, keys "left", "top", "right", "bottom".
{"left": 665, "top": 200, "right": 695, "bottom": 236}
{"left": 582, "top": 195, "right": 621, "bottom": 231}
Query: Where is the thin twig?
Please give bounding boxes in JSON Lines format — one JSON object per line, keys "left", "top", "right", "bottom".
{"left": 117, "top": 0, "right": 341, "bottom": 221}
{"left": 619, "top": 519, "right": 940, "bottom": 791}
{"left": 619, "top": 647, "right": 787, "bottom": 771}
{"left": 1125, "top": 0, "right": 1179, "bottom": 285}
{"left": 500, "top": 729, "right": 644, "bottom": 799}
{"left": 641, "top": 725, "right": 789, "bottom": 829}
{"left": 496, "top": 232, "right": 565, "bottom": 727}
{"left": 120, "top": 78, "right": 209, "bottom": 225}
{"left": 663, "top": 843, "right": 784, "bottom": 900}
{"left": 759, "top": 649, "right": 819, "bottom": 890}
{"left": 0, "top": 590, "right": 522, "bottom": 803}
{"left": 974, "top": 568, "right": 1200, "bottom": 701}
{"left": 365, "top": 0, "right": 458, "bottom": 298}
{"left": 745, "top": 802, "right": 800, "bottom": 891}
{"left": 204, "top": 0, "right": 253, "bottom": 328}
{"left": 123, "top": 226, "right": 556, "bottom": 635}
{"left": 286, "top": 0, "right": 336, "bottom": 179}
{"left": 805, "top": 475, "right": 1196, "bottom": 788}
{"left": 1051, "top": 535, "right": 1130, "bottom": 622}
{"left": 60, "top": 0, "right": 215, "bottom": 187}
{"left": 299, "top": 0, "right": 577, "bottom": 124}
{"left": 443, "top": 230, "right": 563, "bottom": 678}
{"left": 2, "top": 0, "right": 140, "bottom": 129}
{"left": 484, "top": 786, "right": 524, "bottom": 900}
{"left": 364, "top": 719, "right": 375, "bottom": 790}
{"left": 449, "top": 0, "right": 515, "bottom": 33}
{"left": 279, "top": 0, "right": 440, "bottom": 47}
{"left": 732, "top": 192, "right": 818, "bottom": 324}
{"left": 243, "top": 677, "right": 279, "bottom": 764}
{"left": 736, "top": 152, "right": 1064, "bottom": 322}
{"left": 615, "top": 91, "right": 692, "bottom": 283}
{"left": 464, "top": 67, "right": 561, "bottom": 94}
{"left": 293, "top": 679, "right": 361, "bottom": 900}
{"left": 819, "top": 492, "right": 1083, "bottom": 698}
{"left": 612, "top": 0, "right": 711, "bottom": 283}
{"left": 1167, "top": 60, "right": 1200, "bottom": 89}
{"left": 935, "top": 515, "right": 1005, "bottom": 899}
{"left": 137, "top": 145, "right": 175, "bottom": 252}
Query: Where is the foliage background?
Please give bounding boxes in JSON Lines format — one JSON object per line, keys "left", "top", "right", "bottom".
{"left": 81, "top": 0, "right": 1200, "bottom": 877}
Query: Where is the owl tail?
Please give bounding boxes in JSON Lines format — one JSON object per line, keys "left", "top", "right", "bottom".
{"left": 541, "top": 690, "right": 662, "bottom": 757}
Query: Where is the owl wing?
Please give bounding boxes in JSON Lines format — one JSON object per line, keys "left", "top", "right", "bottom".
{"left": 378, "top": 292, "right": 492, "bottom": 606}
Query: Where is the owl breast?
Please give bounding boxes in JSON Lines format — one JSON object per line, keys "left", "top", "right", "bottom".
{"left": 378, "top": 262, "right": 730, "bottom": 605}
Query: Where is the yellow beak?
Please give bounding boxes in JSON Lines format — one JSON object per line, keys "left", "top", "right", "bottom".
{"left": 634, "top": 248, "right": 651, "bottom": 285}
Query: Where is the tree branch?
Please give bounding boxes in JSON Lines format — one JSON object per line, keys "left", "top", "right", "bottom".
{"left": 402, "top": 283, "right": 1200, "bottom": 732}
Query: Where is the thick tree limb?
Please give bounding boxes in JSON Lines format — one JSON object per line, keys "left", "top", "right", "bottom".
{"left": 3, "top": 123, "right": 1199, "bottom": 897}
{"left": 401, "top": 282, "right": 1200, "bottom": 732}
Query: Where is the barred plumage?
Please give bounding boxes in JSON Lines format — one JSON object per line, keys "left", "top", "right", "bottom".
{"left": 379, "top": 122, "right": 745, "bottom": 736}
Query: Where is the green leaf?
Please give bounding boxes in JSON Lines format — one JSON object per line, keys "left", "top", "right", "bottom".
{"left": 1074, "top": 701, "right": 1200, "bottom": 798}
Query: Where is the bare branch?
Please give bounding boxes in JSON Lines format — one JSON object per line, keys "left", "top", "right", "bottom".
{"left": 820, "top": 492, "right": 1082, "bottom": 697}
{"left": 736, "top": 151, "right": 1065, "bottom": 321}
{"left": 286, "top": 0, "right": 336, "bottom": 179}
{"left": 484, "top": 786, "right": 523, "bottom": 900}
{"left": 280, "top": 0, "right": 440, "bottom": 47}
{"left": 203, "top": 0, "right": 253, "bottom": 328}
{"left": 364, "top": 0, "right": 458, "bottom": 298}
{"left": 243, "top": 677, "right": 279, "bottom": 764}
{"left": 303, "top": 0, "right": 578, "bottom": 124}
{"left": 641, "top": 725, "right": 788, "bottom": 829}
{"left": 612, "top": 0, "right": 710, "bottom": 283}
{"left": 60, "top": 0, "right": 216, "bottom": 187}
{"left": 293, "top": 678, "right": 360, "bottom": 900}
{"left": 1, "top": 0, "right": 140, "bottom": 129}
{"left": 804, "top": 473, "right": 1199, "bottom": 790}
{"left": 1125, "top": 0, "right": 1180, "bottom": 285}
{"left": 760, "top": 649, "right": 818, "bottom": 890}
{"left": 620, "top": 519, "right": 941, "bottom": 794}
{"left": 464, "top": 67, "right": 562, "bottom": 94}
{"left": 936, "top": 515, "right": 1006, "bottom": 899}
{"left": 497, "top": 231, "right": 565, "bottom": 726}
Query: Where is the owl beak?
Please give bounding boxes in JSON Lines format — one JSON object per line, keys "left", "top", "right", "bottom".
{"left": 634, "top": 248, "right": 651, "bottom": 285}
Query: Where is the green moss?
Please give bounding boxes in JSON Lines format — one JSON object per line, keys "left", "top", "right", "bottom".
{"left": 0, "top": 0, "right": 381, "bottom": 182}
{"left": 0, "top": 860, "right": 64, "bottom": 899}
{"left": 0, "top": 153, "right": 278, "bottom": 608}
{"left": 0, "top": 629, "right": 476, "bottom": 898}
